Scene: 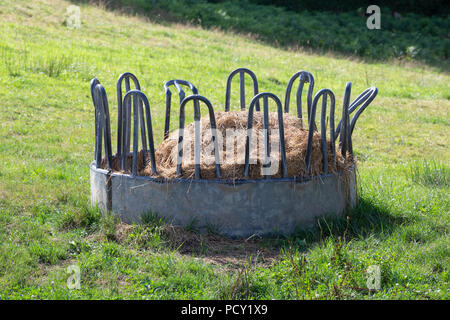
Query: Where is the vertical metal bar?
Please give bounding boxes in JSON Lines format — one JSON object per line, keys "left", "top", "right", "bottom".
{"left": 253, "top": 75, "right": 260, "bottom": 112}
{"left": 348, "top": 129, "right": 354, "bottom": 156}
{"left": 132, "top": 94, "right": 139, "bottom": 175}
{"left": 94, "top": 91, "right": 103, "bottom": 168}
{"left": 164, "top": 80, "right": 198, "bottom": 140}
{"left": 164, "top": 89, "right": 172, "bottom": 140}
{"left": 340, "top": 82, "right": 351, "bottom": 157}
{"left": 334, "top": 88, "right": 368, "bottom": 139}
{"left": 278, "top": 108, "right": 288, "bottom": 178}
{"left": 244, "top": 92, "right": 287, "bottom": 178}
{"left": 121, "top": 93, "right": 128, "bottom": 171}
{"left": 99, "top": 86, "right": 113, "bottom": 170}
{"left": 240, "top": 71, "right": 245, "bottom": 110}
{"left": 225, "top": 72, "right": 233, "bottom": 112}
{"left": 334, "top": 87, "right": 377, "bottom": 142}
{"left": 143, "top": 96, "right": 157, "bottom": 175}
{"left": 138, "top": 94, "right": 147, "bottom": 152}
{"left": 320, "top": 95, "right": 328, "bottom": 174}
{"left": 176, "top": 102, "right": 186, "bottom": 177}
{"left": 243, "top": 105, "right": 254, "bottom": 177}
{"left": 305, "top": 90, "right": 325, "bottom": 175}
{"left": 349, "top": 87, "right": 378, "bottom": 134}
{"left": 124, "top": 78, "right": 131, "bottom": 155}
{"left": 306, "top": 76, "right": 314, "bottom": 123}
{"left": 175, "top": 82, "right": 185, "bottom": 103}
{"left": 284, "top": 71, "right": 314, "bottom": 128}
{"left": 262, "top": 95, "right": 270, "bottom": 179}
{"left": 90, "top": 78, "right": 100, "bottom": 159}
{"left": 329, "top": 93, "right": 336, "bottom": 168}
{"left": 92, "top": 83, "right": 112, "bottom": 170}
{"left": 194, "top": 103, "right": 201, "bottom": 180}
{"left": 316, "top": 89, "right": 336, "bottom": 174}
{"left": 296, "top": 80, "right": 305, "bottom": 120}
{"left": 121, "top": 90, "right": 158, "bottom": 175}
{"left": 117, "top": 73, "right": 141, "bottom": 158}
{"left": 177, "top": 95, "right": 220, "bottom": 178}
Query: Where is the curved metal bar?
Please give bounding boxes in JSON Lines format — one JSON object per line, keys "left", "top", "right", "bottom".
{"left": 339, "top": 82, "right": 352, "bottom": 157}
{"left": 334, "top": 86, "right": 378, "bottom": 139}
{"left": 90, "top": 78, "right": 100, "bottom": 159}
{"left": 121, "top": 90, "right": 158, "bottom": 176}
{"left": 225, "top": 68, "right": 260, "bottom": 112}
{"left": 117, "top": 72, "right": 141, "bottom": 156}
{"left": 92, "top": 83, "right": 112, "bottom": 170}
{"left": 305, "top": 89, "right": 336, "bottom": 175}
{"left": 177, "top": 94, "right": 221, "bottom": 179}
{"left": 349, "top": 87, "right": 378, "bottom": 134}
{"left": 243, "top": 92, "right": 288, "bottom": 179}
{"left": 284, "top": 71, "right": 315, "bottom": 127}
{"left": 164, "top": 79, "right": 198, "bottom": 140}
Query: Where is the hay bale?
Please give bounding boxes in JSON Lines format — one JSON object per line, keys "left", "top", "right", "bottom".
{"left": 104, "top": 110, "right": 353, "bottom": 180}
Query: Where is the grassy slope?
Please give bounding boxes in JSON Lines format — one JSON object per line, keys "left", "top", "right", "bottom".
{"left": 76, "top": 0, "right": 450, "bottom": 69}
{"left": 0, "top": 0, "right": 449, "bottom": 299}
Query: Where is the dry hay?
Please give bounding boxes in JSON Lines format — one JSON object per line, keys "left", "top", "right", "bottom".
{"left": 103, "top": 110, "right": 354, "bottom": 180}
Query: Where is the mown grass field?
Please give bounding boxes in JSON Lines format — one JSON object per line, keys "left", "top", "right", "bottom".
{"left": 75, "top": 0, "right": 450, "bottom": 69}
{"left": 0, "top": 0, "right": 449, "bottom": 299}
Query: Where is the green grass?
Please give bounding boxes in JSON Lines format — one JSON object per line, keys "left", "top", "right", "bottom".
{"left": 0, "top": 0, "right": 449, "bottom": 299}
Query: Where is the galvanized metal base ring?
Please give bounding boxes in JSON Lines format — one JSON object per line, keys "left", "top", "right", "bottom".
{"left": 90, "top": 162, "right": 357, "bottom": 238}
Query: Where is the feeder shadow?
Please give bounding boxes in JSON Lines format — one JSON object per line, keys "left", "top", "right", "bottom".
{"left": 160, "top": 225, "right": 280, "bottom": 269}
{"left": 142, "top": 196, "right": 408, "bottom": 268}
{"left": 111, "top": 193, "right": 409, "bottom": 269}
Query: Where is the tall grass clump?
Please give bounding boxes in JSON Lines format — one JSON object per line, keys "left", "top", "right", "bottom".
{"left": 33, "top": 54, "right": 73, "bottom": 78}
{"left": 406, "top": 160, "right": 449, "bottom": 187}
{"left": 0, "top": 45, "right": 29, "bottom": 77}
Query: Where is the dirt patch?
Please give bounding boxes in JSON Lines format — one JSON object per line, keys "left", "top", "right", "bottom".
{"left": 161, "top": 225, "right": 280, "bottom": 269}
{"left": 111, "top": 222, "right": 279, "bottom": 268}
{"left": 114, "top": 223, "right": 134, "bottom": 243}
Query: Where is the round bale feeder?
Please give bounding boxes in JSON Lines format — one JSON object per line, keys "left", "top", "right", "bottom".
{"left": 90, "top": 69, "right": 377, "bottom": 238}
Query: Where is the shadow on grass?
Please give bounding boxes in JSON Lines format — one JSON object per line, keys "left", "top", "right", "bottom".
{"left": 287, "top": 197, "right": 409, "bottom": 246}
{"left": 159, "top": 224, "right": 280, "bottom": 270}
{"left": 120, "top": 195, "right": 407, "bottom": 268}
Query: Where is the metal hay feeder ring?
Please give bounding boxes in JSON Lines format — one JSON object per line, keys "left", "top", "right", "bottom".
{"left": 89, "top": 69, "right": 377, "bottom": 238}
